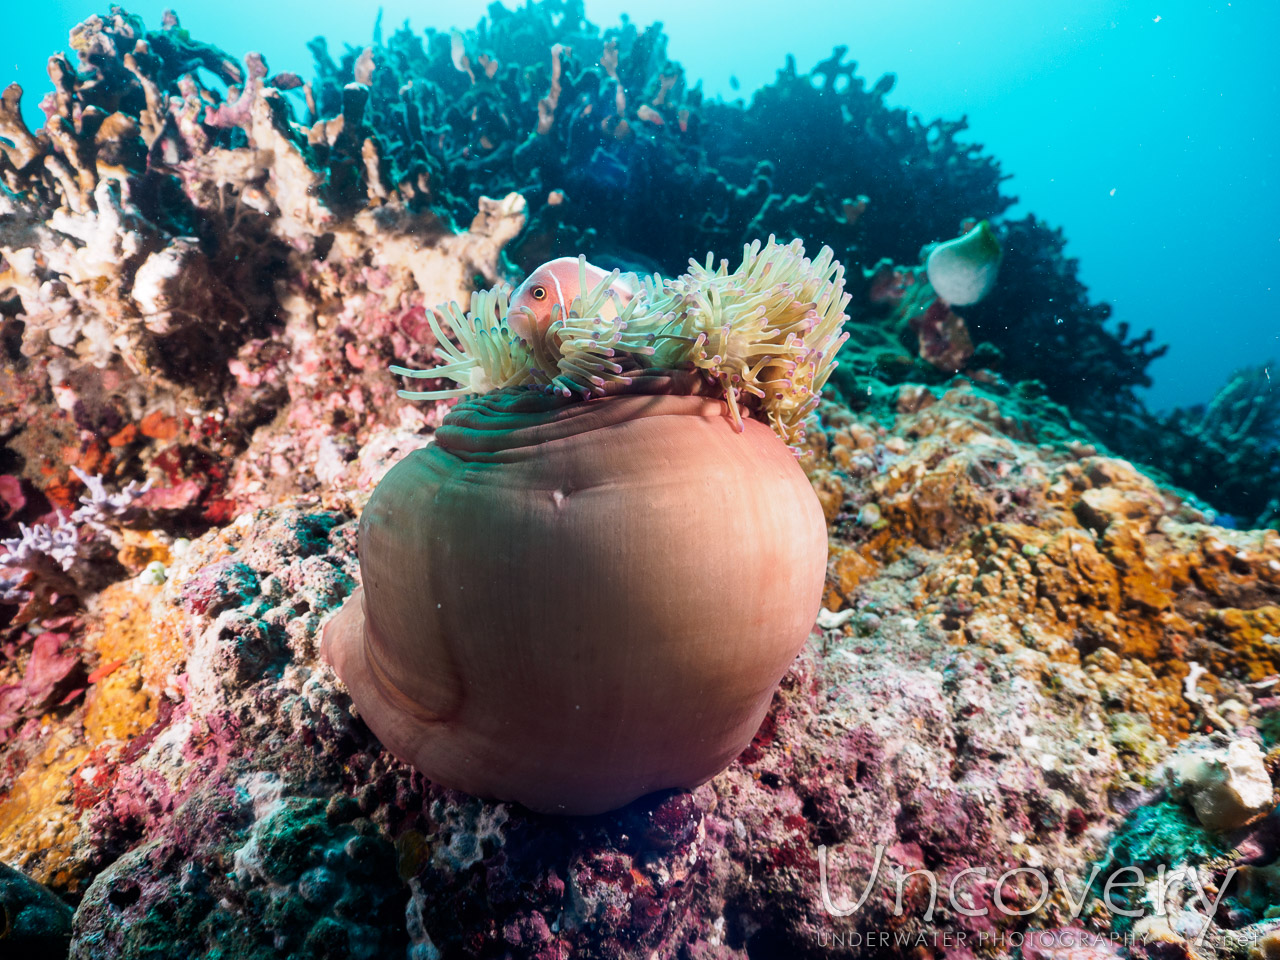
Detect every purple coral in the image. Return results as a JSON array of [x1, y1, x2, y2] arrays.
[[68, 466, 152, 528], [0, 469, 150, 575], [0, 515, 80, 573]]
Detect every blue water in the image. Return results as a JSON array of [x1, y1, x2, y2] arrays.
[[6, 0, 1277, 410]]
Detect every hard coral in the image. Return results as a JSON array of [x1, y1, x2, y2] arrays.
[[1109, 363, 1280, 527], [306, 5, 1162, 460], [962, 216, 1167, 435], [305, 5, 1016, 288], [0, 6, 527, 533]]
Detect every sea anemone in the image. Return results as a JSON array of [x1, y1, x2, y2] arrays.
[[389, 236, 851, 447], [323, 238, 846, 814], [925, 219, 1003, 307]]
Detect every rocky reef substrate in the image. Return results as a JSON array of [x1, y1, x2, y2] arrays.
[[3, 6, 1280, 959]]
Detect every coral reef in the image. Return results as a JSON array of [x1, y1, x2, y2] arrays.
[[298, 4, 1260, 520], [5, 0, 1272, 523], [296, 0, 1149, 398], [392, 239, 850, 443], [1, 4, 1278, 958], [0, 7, 526, 541], [1107, 363, 1280, 527], [959, 216, 1167, 429], [0, 379, 1273, 957]]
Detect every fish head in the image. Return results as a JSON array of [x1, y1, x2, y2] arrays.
[[507, 257, 630, 346]]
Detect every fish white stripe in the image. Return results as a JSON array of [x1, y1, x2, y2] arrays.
[[549, 270, 568, 316]]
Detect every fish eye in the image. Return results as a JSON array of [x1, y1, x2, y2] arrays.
[[532, 286, 548, 301]]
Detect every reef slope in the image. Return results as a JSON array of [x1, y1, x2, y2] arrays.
[[1, 382, 1276, 957], [1, 7, 1279, 960]]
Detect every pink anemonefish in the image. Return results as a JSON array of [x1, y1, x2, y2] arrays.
[[507, 257, 637, 350]]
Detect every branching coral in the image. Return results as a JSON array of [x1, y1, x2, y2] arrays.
[[0, 7, 530, 532], [299, 6, 1181, 490], [305, 8, 1012, 282], [1104, 363, 1280, 526], [69, 466, 152, 530], [961, 215, 1167, 426], [0, 469, 151, 602], [392, 237, 850, 446], [0, 516, 80, 576]]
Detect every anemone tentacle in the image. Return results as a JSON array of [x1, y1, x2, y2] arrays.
[[390, 238, 850, 447]]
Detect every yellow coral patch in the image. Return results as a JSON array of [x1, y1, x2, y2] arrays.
[[0, 727, 88, 888], [0, 580, 186, 892], [82, 580, 182, 745]]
